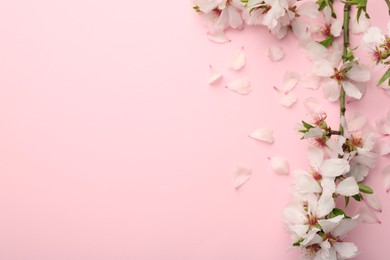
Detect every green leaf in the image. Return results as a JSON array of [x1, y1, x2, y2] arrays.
[[302, 121, 314, 130], [329, 208, 349, 218], [293, 238, 304, 247], [377, 68, 390, 86], [318, 35, 334, 48], [358, 183, 374, 194], [193, 6, 200, 12], [352, 193, 362, 201], [345, 196, 350, 207]]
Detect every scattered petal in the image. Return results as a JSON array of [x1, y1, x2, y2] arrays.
[[304, 97, 322, 113], [249, 128, 274, 144], [228, 47, 246, 71], [365, 193, 382, 212], [381, 164, 390, 193], [208, 65, 222, 85], [226, 79, 252, 95], [282, 71, 300, 93], [279, 92, 297, 107], [358, 205, 381, 224], [300, 74, 320, 89], [268, 44, 284, 62], [347, 112, 367, 132], [269, 157, 289, 175], [208, 32, 231, 43], [233, 165, 252, 189]]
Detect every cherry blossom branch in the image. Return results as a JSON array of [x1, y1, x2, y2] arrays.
[[340, 3, 351, 135], [385, 0, 390, 15]]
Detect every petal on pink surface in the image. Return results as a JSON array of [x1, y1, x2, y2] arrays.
[[233, 165, 252, 189], [208, 65, 222, 85], [268, 44, 284, 62], [228, 46, 245, 71], [281, 71, 300, 93], [365, 193, 382, 212], [304, 97, 322, 113], [279, 92, 297, 108], [226, 79, 252, 95], [207, 32, 231, 43], [249, 128, 274, 144], [300, 74, 320, 89], [375, 141, 390, 156], [269, 157, 289, 175], [347, 112, 367, 132], [381, 164, 390, 192], [358, 205, 381, 224]]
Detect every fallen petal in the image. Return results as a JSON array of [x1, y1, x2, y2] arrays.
[[233, 165, 252, 189], [226, 79, 252, 95], [249, 128, 274, 144], [381, 164, 390, 192], [228, 46, 246, 71], [208, 65, 222, 85], [208, 32, 231, 43], [282, 71, 300, 93], [269, 157, 289, 175], [358, 205, 381, 224], [304, 97, 322, 113], [268, 44, 284, 62], [347, 112, 367, 132], [279, 92, 297, 107], [365, 193, 382, 212]]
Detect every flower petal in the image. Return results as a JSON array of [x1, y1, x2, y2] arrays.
[[268, 44, 284, 62], [351, 12, 370, 34], [318, 215, 344, 234], [343, 81, 362, 100], [347, 112, 367, 132], [312, 59, 334, 77], [279, 92, 297, 108], [336, 176, 359, 196], [233, 165, 252, 189], [320, 158, 350, 177], [305, 42, 328, 61], [303, 127, 323, 139], [269, 157, 289, 175], [334, 242, 359, 259], [207, 32, 231, 43], [358, 205, 381, 224], [322, 80, 340, 102], [317, 193, 336, 218], [249, 127, 274, 144], [304, 97, 322, 113], [298, 2, 319, 19], [308, 147, 324, 170], [346, 64, 371, 82], [330, 20, 343, 37], [365, 193, 382, 212], [208, 65, 222, 85], [228, 46, 246, 71], [300, 74, 320, 89], [226, 79, 252, 95], [381, 164, 390, 193], [282, 71, 300, 93]]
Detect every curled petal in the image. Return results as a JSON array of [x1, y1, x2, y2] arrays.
[[233, 165, 252, 189], [249, 128, 274, 144], [336, 177, 359, 196], [268, 44, 284, 62], [228, 47, 246, 71], [208, 65, 222, 85], [226, 79, 252, 95], [269, 157, 289, 175]]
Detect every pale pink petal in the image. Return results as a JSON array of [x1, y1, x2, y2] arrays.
[[194, 0, 223, 13], [351, 13, 370, 34], [308, 147, 324, 170], [227, 6, 243, 29], [334, 242, 359, 259], [249, 127, 274, 144], [304, 97, 322, 113], [332, 215, 359, 237], [375, 142, 390, 156], [208, 65, 222, 85], [226, 79, 252, 95], [336, 177, 359, 196], [279, 92, 297, 108], [207, 32, 231, 43], [358, 205, 381, 224], [303, 127, 324, 139], [317, 193, 336, 218], [381, 164, 390, 193], [298, 1, 319, 19], [347, 112, 367, 132], [291, 19, 311, 44], [330, 20, 343, 37], [269, 157, 289, 175], [312, 59, 334, 77], [343, 81, 362, 100], [362, 26, 384, 49], [228, 46, 246, 71], [268, 44, 284, 62], [320, 158, 350, 177], [293, 171, 322, 194], [318, 215, 344, 234], [233, 165, 252, 189], [300, 74, 320, 89], [282, 71, 300, 93], [346, 64, 371, 82], [305, 42, 328, 61], [365, 193, 382, 212]]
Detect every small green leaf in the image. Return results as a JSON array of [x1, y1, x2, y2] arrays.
[[377, 68, 390, 86], [293, 238, 304, 247], [358, 183, 374, 194], [345, 196, 350, 207], [318, 35, 334, 48], [352, 193, 362, 201], [302, 121, 314, 130], [329, 208, 349, 218]]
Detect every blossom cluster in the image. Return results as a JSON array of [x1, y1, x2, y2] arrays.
[[193, 0, 389, 259]]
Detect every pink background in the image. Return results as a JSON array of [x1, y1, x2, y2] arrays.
[[0, 1, 389, 259]]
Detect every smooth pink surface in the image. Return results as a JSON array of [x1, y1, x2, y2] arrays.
[[0, 1, 389, 259]]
